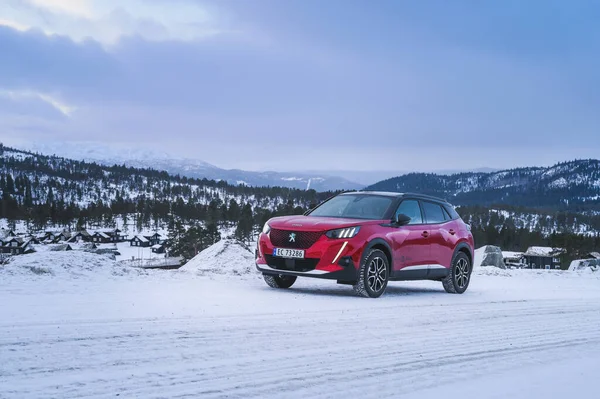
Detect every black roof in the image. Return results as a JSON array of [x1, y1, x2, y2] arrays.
[[342, 191, 449, 204]]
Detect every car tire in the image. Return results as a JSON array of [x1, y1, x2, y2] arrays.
[[353, 249, 389, 298], [263, 273, 297, 289], [442, 252, 472, 294]]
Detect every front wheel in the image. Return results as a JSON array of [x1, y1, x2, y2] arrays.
[[353, 249, 389, 298], [263, 273, 297, 289], [442, 252, 472, 294]]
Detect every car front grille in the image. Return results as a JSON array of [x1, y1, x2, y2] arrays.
[[269, 229, 323, 249], [264, 255, 319, 272]]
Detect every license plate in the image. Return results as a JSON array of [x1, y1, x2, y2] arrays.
[[273, 248, 305, 259]]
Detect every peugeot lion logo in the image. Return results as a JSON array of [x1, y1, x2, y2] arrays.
[[289, 233, 296, 243]]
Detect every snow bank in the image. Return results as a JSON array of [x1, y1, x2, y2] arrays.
[[569, 259, 600, 272], [182, 239, 257, 276], [0, 251, 146, 278]]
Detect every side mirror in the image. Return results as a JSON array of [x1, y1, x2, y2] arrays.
[[394, 213, 411, 226]]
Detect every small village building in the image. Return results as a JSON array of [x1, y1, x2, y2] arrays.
[[86, 229, 123, 243], [148, 233, 162, 246], [0, 237, 31, 255], [130, 235, 150, 247], [0, 229, 17, 238], [41, 231, 59, 243], [55, 231, 72, 242], [502, 251, 526, 268], [151, 244, 166, 254], [116, 229, 128, 242], [24, 235, 41, 245], [523, 247, 566, 270], [92, 231, 113, 244], [67, 230, 92, 243]]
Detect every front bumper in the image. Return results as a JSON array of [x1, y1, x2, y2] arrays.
[[256, 258, 357, 281], [255, 232, 361, 281]]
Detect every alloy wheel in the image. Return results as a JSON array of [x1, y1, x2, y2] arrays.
[[455, 258, 470, 289], [367, 256, 387, 293]]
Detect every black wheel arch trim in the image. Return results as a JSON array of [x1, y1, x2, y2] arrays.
[[362, 238, 393, 271], [453, 242, 473, 265]]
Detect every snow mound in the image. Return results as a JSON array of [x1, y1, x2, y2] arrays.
[[569, 259, 600, 272], [0, 251, 146, 278], [474, 246, 506, 269], [183, 239, 257, 276]]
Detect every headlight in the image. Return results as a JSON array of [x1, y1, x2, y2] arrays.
[[262, 222, 271, 234], [326, 226, 360, 239]]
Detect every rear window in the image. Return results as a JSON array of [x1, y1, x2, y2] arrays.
[[421, 201, 446, 224]]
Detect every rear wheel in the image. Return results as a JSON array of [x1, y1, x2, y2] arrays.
[[263, 273, 297, 289], [442, 252, 471, 294], [353, 249, 389, 298]]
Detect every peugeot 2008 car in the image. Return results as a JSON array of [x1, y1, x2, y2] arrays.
[[255, 191, 474, 298]]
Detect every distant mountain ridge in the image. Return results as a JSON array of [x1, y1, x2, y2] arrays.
[[23, 142, 362, 191], [366, 159, 600, 211]]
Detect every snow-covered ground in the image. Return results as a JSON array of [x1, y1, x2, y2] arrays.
[[2, 249, 600, 398], [114, 241, 163, 262]]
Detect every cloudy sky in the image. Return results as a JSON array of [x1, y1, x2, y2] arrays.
[[1, 0, 599, 173]]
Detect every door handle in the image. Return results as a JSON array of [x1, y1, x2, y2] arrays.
[[449, 229, 456, 235], [421, 231, 429, 238]]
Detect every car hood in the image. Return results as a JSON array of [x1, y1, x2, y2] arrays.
[[268, 216, 382, 231]]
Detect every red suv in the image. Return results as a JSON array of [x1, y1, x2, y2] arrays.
[[256, 191, 474, 298]]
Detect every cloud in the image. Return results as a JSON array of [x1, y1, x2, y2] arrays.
[[28, 0, 94, 18], [0, 0, 232, 46], [0, 18, 30, 31], [0, 89, 73, 119], [1, 1, 599, 172]]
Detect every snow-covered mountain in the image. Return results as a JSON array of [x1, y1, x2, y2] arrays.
[[24, 142, 362, 191], [366, 159, 600, 210]]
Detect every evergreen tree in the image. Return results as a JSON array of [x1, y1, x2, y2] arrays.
[[203, 223, 221, 247], [6, 174, 15, 193], [227, 199, 240, 224], [122, 213, 129, 233], [24, 183, 33, 208], [235, 204, 254, 243]]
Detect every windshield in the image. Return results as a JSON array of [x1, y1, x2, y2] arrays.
[[308, 194, 393, 220]]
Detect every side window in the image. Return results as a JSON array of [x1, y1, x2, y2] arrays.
[[442, 207, 451, 221], [422, 201, 446, 224], [444, 204, 461, 220], [395, 200, 423, 225]]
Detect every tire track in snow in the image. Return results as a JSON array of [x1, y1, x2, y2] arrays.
[[2, 298, 600, 398]]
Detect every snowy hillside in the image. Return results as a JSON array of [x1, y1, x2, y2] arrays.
[[0, 145, 335, 235], [24, 142, 362, 191], [366, 159, 600, 210], [0, 145, 307, 209], [463, 207, 600, 236]]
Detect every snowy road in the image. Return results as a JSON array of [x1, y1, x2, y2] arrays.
[[1, 270, 600, 398]]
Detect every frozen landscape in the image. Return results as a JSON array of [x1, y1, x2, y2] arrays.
[[3, 1, 600, 398], [1, 244, 600, 399]]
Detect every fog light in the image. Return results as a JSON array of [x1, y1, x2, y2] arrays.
[[338, 256, 353, 267]]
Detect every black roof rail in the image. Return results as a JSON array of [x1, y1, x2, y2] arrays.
[[343, 190, 451, 204], [401, 192, 449, 203]]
